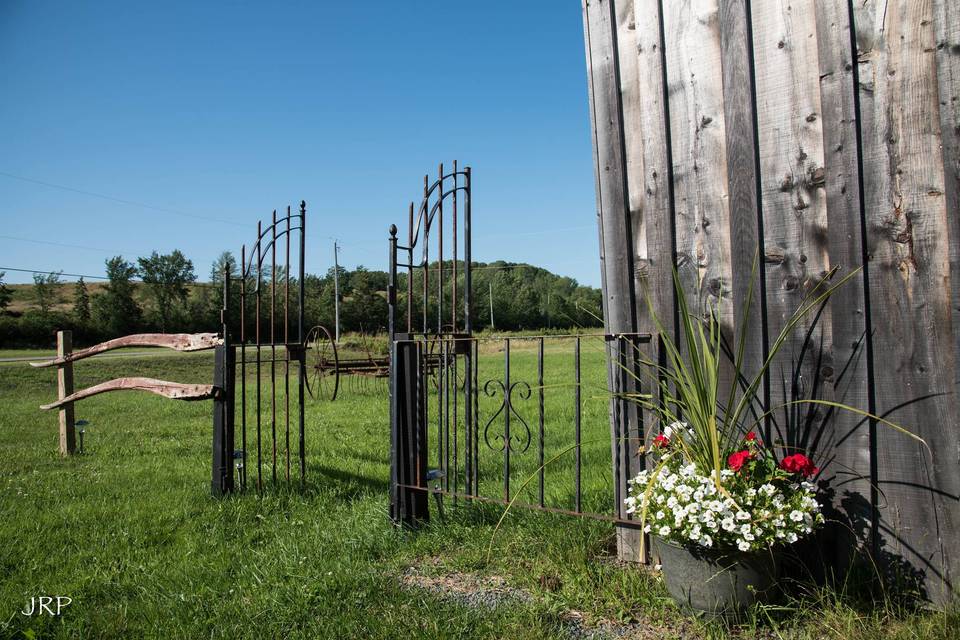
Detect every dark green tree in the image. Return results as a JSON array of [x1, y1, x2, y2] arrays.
[[0, 272, 11, 313], [138, 250, 196, 332], [93, 257, 141, 336], [32, 271, 63, 315], [73, 277, 91, 323]]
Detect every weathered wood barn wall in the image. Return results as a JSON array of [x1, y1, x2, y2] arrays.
[[582, 0, 959, 604]]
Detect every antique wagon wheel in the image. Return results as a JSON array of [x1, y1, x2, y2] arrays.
[[304, 325, 339, 402]]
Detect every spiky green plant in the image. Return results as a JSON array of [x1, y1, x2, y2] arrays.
[[625, 260, 925, 554]]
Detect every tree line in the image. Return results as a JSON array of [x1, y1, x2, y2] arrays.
[[0, 252, 602, 348]]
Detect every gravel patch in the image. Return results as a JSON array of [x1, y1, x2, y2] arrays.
[[400, 565, 534, 610], [399, 558, 700, 639]]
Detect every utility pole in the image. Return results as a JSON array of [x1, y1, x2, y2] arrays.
[[333, 240, 341, 343], [488, 281, 494, 329]]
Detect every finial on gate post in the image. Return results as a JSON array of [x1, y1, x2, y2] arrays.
[[389, 224, 397, 238], [300, 200, 306, 215]]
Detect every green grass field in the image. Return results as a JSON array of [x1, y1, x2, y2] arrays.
[[0, 343, 957, 639]]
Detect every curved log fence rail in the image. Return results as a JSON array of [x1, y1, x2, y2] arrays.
[[35, 331, 223, 457], [33, 201, 307, 497]]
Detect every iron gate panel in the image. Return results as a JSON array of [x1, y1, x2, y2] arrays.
[[387, 162, 653, 529], [213, 201, 308, 494]]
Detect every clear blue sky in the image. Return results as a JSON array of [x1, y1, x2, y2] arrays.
[[0, 1, 600, 287]]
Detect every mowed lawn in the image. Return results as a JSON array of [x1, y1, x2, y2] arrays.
[[0, 343, 957, 639]]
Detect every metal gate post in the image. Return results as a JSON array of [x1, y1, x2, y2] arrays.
[[388, 223, 429, 525], [211, 344, 236, 495], [212, 266, 236, 496]]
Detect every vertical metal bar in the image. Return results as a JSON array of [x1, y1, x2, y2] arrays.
[[211, 344, 228, 495], [284, 207, 291, 483], [621, 337, 631, 491], [614, 336, 625, 512], [443, 338, 450, 492], [270, 210, 277, 485], [416, 339, 424, 489], [388, 224, 399, 518], [407, 203, 414, 333], [503, 337, 511, 502], [223, 265, 234, 491], [464, 166, 472, 334], [538, 337, 545, 507], [256, 222, 263, 491], [633, 336, 645, 473], [464, 338, 473, 496], [240, 245, 247, 490], [298, 201, 306, 486], [473, 337, 479, 493], [422, 175, 429, 335], [452, 160, 458, 332], [575, 336, 582, 513], [436, 339, 443, 475], [453, 338, 458, 501], [437, 162, 443, 335]]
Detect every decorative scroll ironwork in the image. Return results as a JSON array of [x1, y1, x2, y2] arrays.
[[482, 379, 532, 453]]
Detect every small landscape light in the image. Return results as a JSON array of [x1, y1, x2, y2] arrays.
[[75, 419, 90, 454]]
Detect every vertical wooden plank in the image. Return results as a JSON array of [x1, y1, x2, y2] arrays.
[[855, 0, 959, 604], [932, 0, 960, 441], [611, 0, 644, 562], [662, 0, 735, 359], [718, 0, 765, 413], [57, 330, 75, 456], [583, 0, 640, 562], [750, 1, 833, 450], [813, 0, 874, 573]]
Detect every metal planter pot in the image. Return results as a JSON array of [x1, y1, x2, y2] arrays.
[[653, 536, 782, 618]]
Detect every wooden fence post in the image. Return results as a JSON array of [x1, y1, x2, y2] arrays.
[[57, 330, 75, 456]]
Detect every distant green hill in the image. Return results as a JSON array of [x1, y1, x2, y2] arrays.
[[0, 261, 602, 348]]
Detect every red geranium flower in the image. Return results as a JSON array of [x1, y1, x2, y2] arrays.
[[780, 453, 818, 478], [744, 431, 758, 443], [727, 449, 752, 472], [653, 434, 670, 448]]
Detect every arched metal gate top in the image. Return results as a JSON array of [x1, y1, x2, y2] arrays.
[[389, 161, 472, 339]]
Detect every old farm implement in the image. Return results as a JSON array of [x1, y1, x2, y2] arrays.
[[303, 325, 390, 401], [304, 326, 451, 401]]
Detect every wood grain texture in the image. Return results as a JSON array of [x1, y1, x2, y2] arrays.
[[584, 0, 960, 591], [56, 330, 75, 456], [932, 0, 960, 465], [30, 333, 222, 368], [662, 0, 734, 336], [812, 0, 874, 570], [583, 0, 640, 561], [612, 0, 645, 562], [751, 0, 834, 454], [718, 0, 765, 412], [40, 377, 216, 410], [855, 0, 959, 604]]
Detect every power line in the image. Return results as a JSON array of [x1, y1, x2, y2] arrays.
[[0, 265, 220, 288], [0, 234, 135, 255], [0, 171, 247, 227]]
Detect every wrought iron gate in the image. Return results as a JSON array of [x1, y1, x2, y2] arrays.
[[212, 202, 307, 494], [387, 164, 653, 532]]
